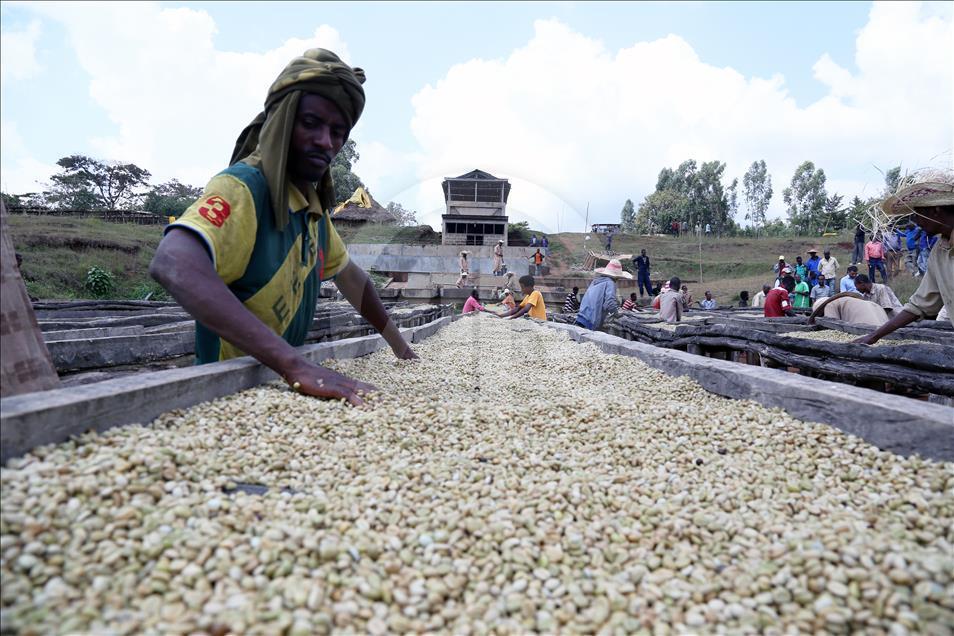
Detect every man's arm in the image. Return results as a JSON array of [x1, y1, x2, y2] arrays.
[[150, 229, 374, 404], [334, 261, 416, 359], [506, 304, 532, 320]]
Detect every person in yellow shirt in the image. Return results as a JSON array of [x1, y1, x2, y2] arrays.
[[149, 49, 415, 406], [495, 275, 547, 320]]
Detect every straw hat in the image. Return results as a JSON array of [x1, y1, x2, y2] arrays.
[[460, 250, 469, 255], [594, 259, 633, 279], [882, 174, 954, 216], [807, 247, 818, 253]]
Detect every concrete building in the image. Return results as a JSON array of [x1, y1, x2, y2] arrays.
[[441, 169, 510, 247]]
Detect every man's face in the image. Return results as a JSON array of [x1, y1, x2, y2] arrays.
[[520, 284, 532, 295], [641, 250, 646, 256], [824, 251, 830, 258], [848, 270, 857, 278], [288, 94, 349, 185], [818, 276, 826, 286], [705, 292, 712, 300], [855, 280, 871, 293]]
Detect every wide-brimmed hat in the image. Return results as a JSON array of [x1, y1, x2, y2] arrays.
[[882, 170, 954, 216], [595, 259, 633, 279], [778, 255, 785, 260], [807, 247, 818, 253], [460, 250, 469, 255], [503, 288, 512, 295], [497, 239, 504, 244]]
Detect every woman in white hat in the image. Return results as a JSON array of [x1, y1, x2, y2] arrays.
[[855, 170, 954, 343], [575, 259, 632, 330], [500, 288, 516, 310]]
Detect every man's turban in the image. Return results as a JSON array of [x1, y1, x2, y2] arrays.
[[231, 49, 366, 228]]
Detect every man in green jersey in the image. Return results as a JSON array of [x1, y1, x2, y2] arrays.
[[151, 50, 415, 405]]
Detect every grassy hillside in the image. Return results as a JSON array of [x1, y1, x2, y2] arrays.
[[7, 215, 166, 300], [546, 231, 923, 306], [6, 214, 924, 305]]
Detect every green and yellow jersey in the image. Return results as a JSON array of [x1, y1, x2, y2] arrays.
[[166, 162, 348, 363]]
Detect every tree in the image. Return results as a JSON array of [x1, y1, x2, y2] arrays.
[[650, 160, 728, 231], [619, 199, 636, 233], [726, 178, 739, 224], [782, 161, 827, 234], [142, 179, 204, 217], [386, 201, 418, 227], [884, 165, 901, 195], [331, 139, 364, 203], [819, 193, 848, 232], [742, 160, 773, 235], [634, 190, 689, 234], [45, 155, 151, 209]]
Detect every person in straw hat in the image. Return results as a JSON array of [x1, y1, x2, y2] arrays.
[[855, 169, 954, 344], [574, 258, 632, 330], [151, 49, 415, 406]]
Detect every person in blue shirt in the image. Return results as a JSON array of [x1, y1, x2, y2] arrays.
[[633, 249, 652, 297], [917, 231, 937, 275], [575, 259, 630, 330], [904, 223, 921, 276], [840, 265, 859, 293], [806, 248, 821, 278], [794, 256, 808, 281]]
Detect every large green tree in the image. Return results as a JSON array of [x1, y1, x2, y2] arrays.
[[644, 159, 729, 231], [619, 199, 636, 232], [331, 139, 365, 203], [742, 160, 773, 234], [782, 161, 828, 233], [142, 179, 204, 216], [44, 155, 151, 210], [634, 190, 689, 234]]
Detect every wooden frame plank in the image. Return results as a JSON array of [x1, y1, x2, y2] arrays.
[[544, 322, 954, 462], [1, 317, 452, 463]]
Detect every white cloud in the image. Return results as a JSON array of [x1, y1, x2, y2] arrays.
[[388, 2, 952, 230], [0, 20, 43, 84], [15, 2, 349, 188]]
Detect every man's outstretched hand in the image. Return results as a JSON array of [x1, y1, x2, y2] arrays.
[[852, 334, 879, 346], [393, 343, 419, 360], [285, 360, 377, 406]]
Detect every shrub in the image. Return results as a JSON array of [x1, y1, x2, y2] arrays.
[[84, 266, 115, 298]]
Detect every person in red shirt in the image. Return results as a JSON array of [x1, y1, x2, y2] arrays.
[[764, 275, 797, 317], [864, 234, 888, 284]]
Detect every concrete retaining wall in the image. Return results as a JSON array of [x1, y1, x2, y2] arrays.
[[347, 243, 538, 275]]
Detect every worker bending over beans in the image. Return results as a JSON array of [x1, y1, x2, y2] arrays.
[[150, 50, 416, 406]]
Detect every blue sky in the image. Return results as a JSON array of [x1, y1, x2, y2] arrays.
[[2, 1, 951, 230]]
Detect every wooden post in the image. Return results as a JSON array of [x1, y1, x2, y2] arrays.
[[0, 201, 60, 396]]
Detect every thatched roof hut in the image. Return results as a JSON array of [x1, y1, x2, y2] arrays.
[[332, 187, 398, 227]]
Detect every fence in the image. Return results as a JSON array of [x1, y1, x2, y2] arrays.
[[6, 207, 168, 225]]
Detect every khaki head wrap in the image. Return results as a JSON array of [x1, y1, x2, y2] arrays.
[[231, 49, 366, 228]]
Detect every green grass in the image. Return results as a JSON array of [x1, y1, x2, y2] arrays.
[[8, 215, 164, 300]]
